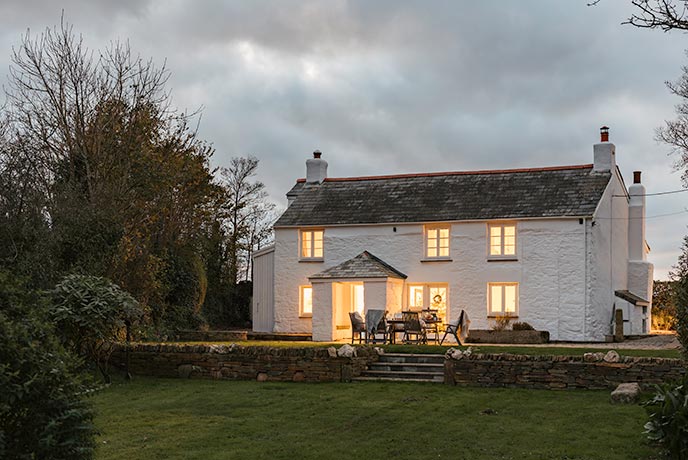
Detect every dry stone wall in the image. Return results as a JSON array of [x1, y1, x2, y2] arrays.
[[111, 343, 378, 383], [445, 352, 685, 390]]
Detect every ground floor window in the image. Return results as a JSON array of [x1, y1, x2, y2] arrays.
[[299, 285, 313, 317], [406, 283, 448, 322], [488, 282, 518, 316]]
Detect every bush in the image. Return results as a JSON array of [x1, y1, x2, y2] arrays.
[[512, 322, 535, 331], [0, 271, 95, 459], [644, 374, 688, 459], [51, 274, 144, 382], [491, 315, 512, 331]]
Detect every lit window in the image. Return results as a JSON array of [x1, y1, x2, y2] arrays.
[[488, 283, 518, 316], [426, 225, 450, 258], [488, 223, 516, 257], [300, 285, 313, 317], [407, 284, 449, 322], [301, 229, 324, 259]]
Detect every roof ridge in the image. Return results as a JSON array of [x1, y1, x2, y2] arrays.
[[295, 163, 593, 183]]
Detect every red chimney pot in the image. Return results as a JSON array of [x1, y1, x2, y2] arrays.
[[600, 126, 610, 142], [633, 171, 641, 184], [313, 150, 322, 159]]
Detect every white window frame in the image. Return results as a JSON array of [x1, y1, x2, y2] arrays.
[[424, 224, 451, 260], [299, 285, 313, 317], [299, 229, 324, 260], [487, 282, 519, 317], [487, 222, 517, 259]]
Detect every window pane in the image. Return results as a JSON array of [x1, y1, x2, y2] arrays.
[[302, 287, 313, 314], [313, 246, 323, 258], [490, 285, 502, 313], [490, 242, 502, 255], [490, 226, 501, 238], [503, 244, 515, 256], [439, 228, 449, 238], [439, 247, 449, 257], [504, 285, 516, 312], [314, 231, 323, 242], [410, 286, 424, 308], [504, 225, 515, 237], [427, 246, 437, 258], [302, 232, 312, 257], [428, 229, 437, 239]]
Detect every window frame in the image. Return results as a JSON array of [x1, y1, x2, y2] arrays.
[[299, 229, 324, 261], [406, 283, 449, 322], [487, 282, 519, 317], [299, 285, 313, 318], [487, 222, 517, 259], [423, 224, 451, 260]]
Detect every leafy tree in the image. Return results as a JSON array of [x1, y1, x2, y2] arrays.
[[653, 280, 678, 330], [1, 20, 223, 331], [0, 271, 95, 459], [671, 236, 688, 360], [51, 274, 145, 382]]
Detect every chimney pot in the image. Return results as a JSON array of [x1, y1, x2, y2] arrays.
[[313, 150, 322, 159], [633, 171, 642, 184], [600, 126, 609, 143]]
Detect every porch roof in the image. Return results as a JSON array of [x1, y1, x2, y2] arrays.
[[614, 290, 650, 307], [308, 251, 407, 280]]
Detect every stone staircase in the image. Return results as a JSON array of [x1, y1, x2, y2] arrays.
[[354, 353, 445, 383]]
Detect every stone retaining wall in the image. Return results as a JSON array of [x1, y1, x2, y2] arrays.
[[111, 344, 378, 383], [174, 330, 248, 341], [465, 330, 550, 344], [445, 353, 685, 390]]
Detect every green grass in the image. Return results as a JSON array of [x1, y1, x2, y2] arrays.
[[148, 340, 681, 359], [93, 377, 659, 460]]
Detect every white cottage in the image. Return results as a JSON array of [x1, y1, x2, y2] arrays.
[[253, 128, 653, 342]]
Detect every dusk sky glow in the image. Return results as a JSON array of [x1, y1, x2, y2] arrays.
[[1, 0, 687, 278]]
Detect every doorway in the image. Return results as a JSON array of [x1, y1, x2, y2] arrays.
[[332, 282, 365, 340]]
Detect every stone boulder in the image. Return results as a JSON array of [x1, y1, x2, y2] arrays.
[[177, 364, 201, 378], [583, 352, 605, 362], [337, 344, 357, 358], [603, 350, 620, 363], [610, 383, 641, 404], [327, 346, 338, 358]]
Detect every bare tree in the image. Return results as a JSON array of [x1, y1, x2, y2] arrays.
[[220, 156, 273, 284], [625, 0, 688, 31]]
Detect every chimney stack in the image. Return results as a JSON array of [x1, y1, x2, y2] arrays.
[[628, 170, 646, 261], [593, 125, 615, 172], [306, 150, 328, 184]]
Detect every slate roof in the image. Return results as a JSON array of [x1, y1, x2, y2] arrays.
[[309, 251, 407, 280], [274, 164, 612, 227]]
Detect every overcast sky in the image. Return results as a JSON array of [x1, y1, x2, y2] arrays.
[[1, 1, 687, 279]]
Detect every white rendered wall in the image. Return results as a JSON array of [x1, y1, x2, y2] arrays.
[[273, 216, 594, 341], [588, 170, 630, 339]]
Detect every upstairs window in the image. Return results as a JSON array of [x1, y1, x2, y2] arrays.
[[425, 225, 450, 258], [488, 282, 518, 316], [488, 223, 516, 257], [300, 229, 324, 259]]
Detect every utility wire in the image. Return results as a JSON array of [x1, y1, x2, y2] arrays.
[[593, 208, 688, 220], [613, 188, 688, 197]]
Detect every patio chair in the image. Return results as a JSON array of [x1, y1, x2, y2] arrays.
[[402, 311, 427, 344], [440, 310, 465, 345], [365, 309, 388, 344], [349, 311, 367, 344]]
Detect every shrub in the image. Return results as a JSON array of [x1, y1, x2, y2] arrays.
[[51, 274, 144, 382], [512, 321, 535, 331], [644, 374, 688, 459], [0, 271, 95, 459], [491, 315, 512, 331]]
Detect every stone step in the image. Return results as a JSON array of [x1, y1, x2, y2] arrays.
[[377, 353, 445, 364], [369, 362, 444, 373], [357, 369, 444, 383], [352, 376, 443, 384]]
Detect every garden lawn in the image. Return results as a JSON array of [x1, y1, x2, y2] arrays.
[[93, 377, 659, 460]]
